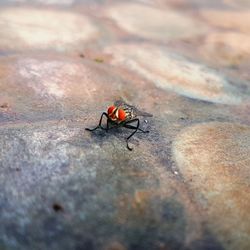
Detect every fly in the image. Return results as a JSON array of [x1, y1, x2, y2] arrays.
[[85, 100, 152, 150]]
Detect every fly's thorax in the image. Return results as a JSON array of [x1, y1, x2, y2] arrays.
[[122, 106, 136, 120]]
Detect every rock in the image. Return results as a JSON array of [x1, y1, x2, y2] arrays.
[[0, 54, 210, 250], [0, 119, 204, 250], [105, 43, 244, 104], [105, 3, 208, 40], [0, 7, 98, 51], [173, 122, 250, 250], [4, 0, 75, 4], [224, 0, 250, 8], [0, 54, 131, 122], [0, 1, 249, 249], [103, 241, 127, 250], [201, 10, 250, 33], [200, 32, 250, 66]]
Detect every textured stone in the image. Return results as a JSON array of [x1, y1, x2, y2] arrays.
[[201, 10, 250, 33], [224, 0, 250, 8], [106, 3, 207, 40], [105, 44, 244, 104], [4, 0, 75, 4], [0, 53, 215, 250], [0, 1, 250, 250], [0, 120, 204, 250], [0, 8, 98, 51], [173, 122, 250, 250], [0, 54, 131, 122], [200, 32, 250, 65], [103, 241, 127, 250]]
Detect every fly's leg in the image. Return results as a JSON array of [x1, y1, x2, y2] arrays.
[[106, 116, 111, 132], [123, 118, 140, 151], [123, 124, 149, 133], [85, 112, 109, 131]]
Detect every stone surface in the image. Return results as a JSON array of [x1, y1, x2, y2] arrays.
[[0, 118, 204, 250], [0, 1, 250, 250], [200, 32, 250, 66], [105, 3, 208, 41], [0, 7, 98, 51], [173, 122, 250, 250], [105, 43, 245, 104], [3, 0, 75, 4], [201, 10, 250, 33], [224, 0, 250, 8], [0, 54, 131, 123]]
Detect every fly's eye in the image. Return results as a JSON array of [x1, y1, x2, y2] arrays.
[[107, 105, 116, 116], [118, 109, 126, 121]]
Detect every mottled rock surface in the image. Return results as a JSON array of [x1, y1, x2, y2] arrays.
[[105, 3, 208, 41], [200, 32, 250, 66], [0, 8, 98, 51], [105, 43, 245, 104], [0, 1, 250, 250], [173, 122, 250, 250]]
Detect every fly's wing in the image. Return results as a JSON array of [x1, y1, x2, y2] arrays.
[[114, 100, 153, 117], [134, 109, 153, 117], [114, 100, 125, 107]]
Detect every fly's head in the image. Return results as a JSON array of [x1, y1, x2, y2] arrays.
[[107, 105, 127, 123]]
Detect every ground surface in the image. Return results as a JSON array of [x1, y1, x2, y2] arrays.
[[0, 0, 250, 250]]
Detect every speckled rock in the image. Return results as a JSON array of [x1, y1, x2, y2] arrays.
[[0, 119, 209, 250], [0, 50, 229, 250], [105, 44, 244, 104], [105, 3, 208, 41], [173, 122, 250, 250], [0, 7, 98, 51]]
